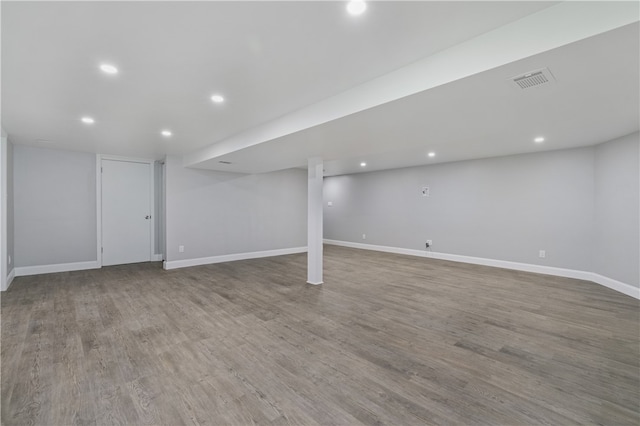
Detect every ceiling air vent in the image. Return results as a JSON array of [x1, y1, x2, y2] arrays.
[[511, 68, 555, 90]]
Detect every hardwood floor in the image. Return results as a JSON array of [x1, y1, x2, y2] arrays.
[[2, 245, 639, 425]]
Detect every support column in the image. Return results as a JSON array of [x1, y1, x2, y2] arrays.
[[307, 157, 323, 285]]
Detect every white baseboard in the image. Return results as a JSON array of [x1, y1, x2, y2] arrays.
[[589, 273, 640, 299], [1, 268, 16, 291], [14, 260, 100, 277], [163, 247, 307, 270], [152, 254, 163, 261], [6, 268, 15, 289], [324, 239, 639, 300]]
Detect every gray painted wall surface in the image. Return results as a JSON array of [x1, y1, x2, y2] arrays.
[[165, 156, 307, 261], [594, 132, 639, 287], [7, 140, 14, 272], [324, 147, 596, 272], [14, 145, 96, 267]]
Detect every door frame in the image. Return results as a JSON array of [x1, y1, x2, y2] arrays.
[[0, 135, 7, 290], [96, 154, 155, 268]]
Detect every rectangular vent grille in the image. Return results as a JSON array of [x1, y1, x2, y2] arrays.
[[511, 68, 555, 90], [514, 72, 547, 88]]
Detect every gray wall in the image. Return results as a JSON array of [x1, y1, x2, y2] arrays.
[[7, 140, 14, 272], [164, 155, 306, 261], [14, 145, 97, 267], [325, 147, 596, 272], [594, 132, 639, 287]]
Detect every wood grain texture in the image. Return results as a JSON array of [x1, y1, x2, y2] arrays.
[[2, 245, 638, 425]]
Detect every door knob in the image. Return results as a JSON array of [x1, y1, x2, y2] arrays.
[[145, 215, 151, 219]]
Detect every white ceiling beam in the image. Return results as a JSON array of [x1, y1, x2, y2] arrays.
[[184, 1, 639, 170]]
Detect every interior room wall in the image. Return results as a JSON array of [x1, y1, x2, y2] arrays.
[[164, 155, 307, 263], [594, 132, 639, 287], [324, 146, 596, 273], [13, 145, 97, 267]]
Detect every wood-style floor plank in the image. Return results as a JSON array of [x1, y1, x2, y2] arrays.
[[1, 245, 638, 425]]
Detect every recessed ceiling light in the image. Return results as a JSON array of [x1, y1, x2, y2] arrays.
[[81, 116, 95, 124], [347, 0, 367, 16], [161, 130, 172, 137], [360, 162, 367, 167], [428, 152, 436, 158], [99, 63, 118, 74], [211, 94, 225, 103], [534, 136, 545, 143]]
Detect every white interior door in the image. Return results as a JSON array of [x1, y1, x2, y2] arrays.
[[102, 159, 151, 266]]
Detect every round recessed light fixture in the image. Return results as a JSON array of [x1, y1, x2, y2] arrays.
[[347, 0, 367, 16], [428, 152, 436, 158], [360, 162, 367, 167], [534, 136, 545, 143], [211, 94, 225, 103], [99, 63, 118, 74], [161, 130, 172, 137], [81, 116, 95, 124]]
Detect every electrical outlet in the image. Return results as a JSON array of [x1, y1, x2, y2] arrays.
[[426, 240, 432, 248], [8, 255, 11, 265], [539, 250, 546, 258], [362, 234, 366, 240], [179, 245, 185, 253]]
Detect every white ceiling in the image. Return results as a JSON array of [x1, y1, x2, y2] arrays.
[[2, 1, 638, 176], [209, 22, 640, 175]]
